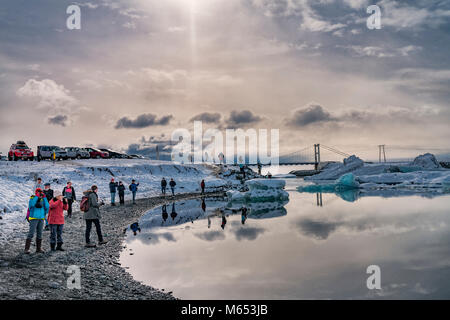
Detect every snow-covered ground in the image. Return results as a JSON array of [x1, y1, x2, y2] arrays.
[[0, 159, 246, 246]]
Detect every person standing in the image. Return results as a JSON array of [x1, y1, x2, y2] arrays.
[[169, 178, 176, 196], [84, 185, 107, 248], [118, 181, 126, 205], [24, 188, 50, 254], [34, 177, 44, 191], [109, 178, 118, 206], [47, 190, 68, 251], [200, 179, 205, 194], [129, 180, 139, 204], [161, 178, 167, 196], [62, 181, 76, 218], [43, 183, 54, 231]]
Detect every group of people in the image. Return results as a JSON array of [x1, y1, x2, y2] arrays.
[[24, 176, 208, 254], [108, 178, 140, 206]]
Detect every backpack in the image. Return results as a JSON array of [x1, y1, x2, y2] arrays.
[[80, 195, 90, 212]]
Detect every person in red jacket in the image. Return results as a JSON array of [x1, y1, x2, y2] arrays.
[[200, 179, 205, 194], [48, 190, 68, 251]]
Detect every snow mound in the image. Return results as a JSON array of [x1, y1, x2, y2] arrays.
[[227, 178, 289, 202], [410, 153, 441, 169]]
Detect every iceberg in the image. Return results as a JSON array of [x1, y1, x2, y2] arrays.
[[227, 178, 289, 202], [299, 173, 359, 191]]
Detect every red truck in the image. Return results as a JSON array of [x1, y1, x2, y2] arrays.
[[8, 141, 34, 161], [85, 147, 109, 159]]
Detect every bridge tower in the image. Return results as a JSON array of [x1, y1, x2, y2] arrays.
[[378, 145, 386, 163], [314, 144, 321, 170]]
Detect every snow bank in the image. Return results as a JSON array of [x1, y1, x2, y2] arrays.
[[227, 178, 289, 202], [0, 159, 247, 246]]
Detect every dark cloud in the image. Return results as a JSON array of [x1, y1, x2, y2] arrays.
[[296, 219, 342, 240], [232, 226, 265, 241], [190, 112, 222, 123], [48, 115, 68, 127], [226, 110, 263, 128], [286, 103, 335, 127], [194, 230, 226, 241], [115, 113, 173, 129]]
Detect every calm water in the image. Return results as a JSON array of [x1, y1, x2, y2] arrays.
[[120, 178, 450, 299]]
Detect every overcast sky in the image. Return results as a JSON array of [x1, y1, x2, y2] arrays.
[[0, 0, 449, 160]]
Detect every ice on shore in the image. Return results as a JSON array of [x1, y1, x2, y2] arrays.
[[227, 178, 289, 202], [304, 153, 450, 191], [298, 173, 359, 194]]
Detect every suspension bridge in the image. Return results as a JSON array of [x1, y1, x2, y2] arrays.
[[256, 144, 450, 169]]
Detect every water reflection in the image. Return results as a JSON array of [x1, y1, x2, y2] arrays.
[[121, 183, 450, 299]]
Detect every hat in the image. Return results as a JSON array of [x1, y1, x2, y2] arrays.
[[44, 183, 51, 187], [54, 190, 62, 197], [111, 178, 115, 181]]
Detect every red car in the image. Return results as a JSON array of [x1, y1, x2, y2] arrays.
[[9, 141, 34, 161], [85, 147, 109, 159]]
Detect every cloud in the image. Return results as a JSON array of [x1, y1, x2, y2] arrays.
[[297, 219, 342, 240], [226, 110, 263, 127], [194, 230, 226, 241], [115, 113, 173, 129], [16, 79, 79, 113], [300, 4, 346, 33], [47, 115, 69, 127], [286, 103, 335, 127], [378, 0, 450, 30], [190, 112, 222, 123], [340, 45, 422, 58], [232, 226, 266, 241]]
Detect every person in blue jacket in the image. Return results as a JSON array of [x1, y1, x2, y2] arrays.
[[109, 178, 118, 206], [129, 180, 139, 204], [25, 188, 50, 254]]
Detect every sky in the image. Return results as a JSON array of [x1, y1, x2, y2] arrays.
[[0, 0, 449, 161]]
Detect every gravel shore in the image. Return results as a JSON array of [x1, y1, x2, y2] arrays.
[[0, 191, 225, 300]]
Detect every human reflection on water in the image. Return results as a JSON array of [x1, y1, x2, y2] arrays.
[[161, 204, 168, 222], [201, 199, 206, 212], [221, 213, 227, 230], [171, 203, 177, 221], [241, 206, 248, 225], [130, 222, 141, 236]]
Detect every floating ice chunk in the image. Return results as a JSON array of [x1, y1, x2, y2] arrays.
[[227, 178, 289, 202], [246, 178, 286, 190], [335, 173, 359, 190]]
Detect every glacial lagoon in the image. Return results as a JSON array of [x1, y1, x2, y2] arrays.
[[120, 178, 450, 299]]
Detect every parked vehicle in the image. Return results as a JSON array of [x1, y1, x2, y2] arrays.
[[129, 154, 145, 159], [85, 147, 109, 159], [64, 147, 90, 159], [99, 148, 127, 159], [37, 146, 68, 161], [8, 141, 34, 161]]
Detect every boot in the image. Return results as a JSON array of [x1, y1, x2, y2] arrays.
[[36, 239, 45, 253], [56, 242, 65, 251], [24, 238, 32, 254], [50, 243, 56, 251]]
